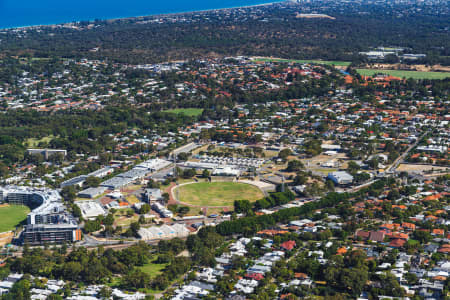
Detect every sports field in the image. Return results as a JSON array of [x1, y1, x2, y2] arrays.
[[163, 108, 204, 117], [0, 205, 30, 232], [356, 69, 450, 80], [253, 57, 351, 66], [175, 182, 264, 207]]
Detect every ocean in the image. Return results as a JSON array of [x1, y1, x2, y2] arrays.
[[0, 0, 283, 29]]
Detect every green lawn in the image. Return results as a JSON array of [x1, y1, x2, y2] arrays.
[[126, 194, 140, 205], [357, 69, 450, 80], [253, 57, 351, 66], [0, 205, 30, 232], [113, 208, 139, 227], [138, 259, 168, 278], [30, 58, 51, 61], [114, 215, 139, 227], [175, 182, 264, 207], [163, 108, 204, 117], [114, 208, 135, 215], [26, 135, 56, 147], [407, 239, 420, 247]]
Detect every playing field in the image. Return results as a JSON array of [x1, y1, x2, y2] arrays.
[[163, 108, 204, 117], [175, 182, 264, 207], [0, 205, 30, 232], [253, 57, 351, 66], [356, 69, 450, 80]]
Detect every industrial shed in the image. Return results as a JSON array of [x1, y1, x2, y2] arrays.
[[78, 187, 108, 199], [327, 171, 354, 185]]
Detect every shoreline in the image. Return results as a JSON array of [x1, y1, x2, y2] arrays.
[[0, 0, 286, 31]]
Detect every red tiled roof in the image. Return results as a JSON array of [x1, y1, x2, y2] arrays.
[[432, 229, 444, 236], [246, 273, 264, 281], [389, 232, 409, 240], [389, 238, 406, 248], [424, 194, 441, 201], [438, 244, 450, 253], [281, 240, 296, 251], [258, 229, 289, 236], [294, 273, 308, 279], [402, 222, 416, 230], [356, 230, 370, 239], [337, 247, 347, 255]]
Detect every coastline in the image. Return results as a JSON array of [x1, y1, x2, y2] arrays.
[[0, 0, 286, 31]]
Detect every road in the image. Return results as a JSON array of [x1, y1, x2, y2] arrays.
[[170, 142, 201, 157], [9, 236, 178, 258], [386, 131, 428, 173], [345, 132, 428, 192], [346, 179, 377, 193], [151, 165, 176, 181], [10, 133, 430, 258]]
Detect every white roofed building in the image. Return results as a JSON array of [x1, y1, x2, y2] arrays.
[[327, 171, 354, 185]]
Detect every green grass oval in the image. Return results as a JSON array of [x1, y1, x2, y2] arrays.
[[0, 205, 30, 232], [175, 182, 264, 207]]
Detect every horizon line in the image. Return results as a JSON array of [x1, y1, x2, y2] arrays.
[[0, 0, 287, 31]]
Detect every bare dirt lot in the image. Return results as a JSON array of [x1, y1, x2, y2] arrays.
[[301, 153, 349, 170], [397, 164, 449, 173]]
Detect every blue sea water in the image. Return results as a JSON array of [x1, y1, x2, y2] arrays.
[[0, 0, 283, 29]]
